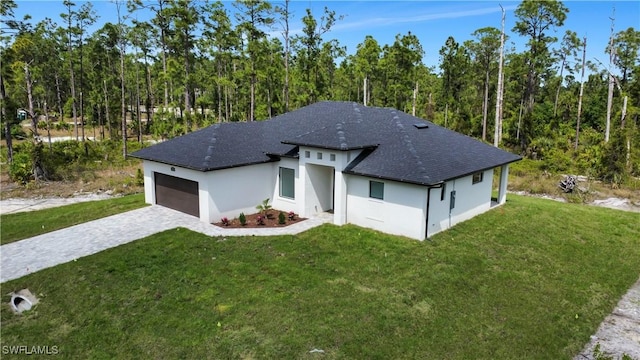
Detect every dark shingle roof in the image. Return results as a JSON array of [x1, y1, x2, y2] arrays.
[[130, 101, 521, 185]]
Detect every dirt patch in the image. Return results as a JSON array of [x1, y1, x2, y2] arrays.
[[0, 166, 142, 200], [591, 197, 640, 213], [213, 209, 306, 228]]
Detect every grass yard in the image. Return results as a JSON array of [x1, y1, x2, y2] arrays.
[[1, 195, 639, 359], [0, 194, 146, 245]]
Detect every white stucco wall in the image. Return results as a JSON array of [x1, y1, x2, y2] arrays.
[[298, 147, 362, 222], [207, 163, 276, 222], [142, 160, 216, 222], [426, 169, 494, 238], [271, 157, 301, 214], [142, 160, 276, 223], [346, 175, 428, 240]]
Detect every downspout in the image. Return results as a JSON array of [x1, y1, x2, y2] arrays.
[[425, 181, 445, 240]]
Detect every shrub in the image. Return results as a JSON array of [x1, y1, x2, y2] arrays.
[[278, 211, 286, 225], [8, 152, 32, 184], [239, 213, 246, 226], [256, 198, 272, 214], [135, 168, 144, 186]]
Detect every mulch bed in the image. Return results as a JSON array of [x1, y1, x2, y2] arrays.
[[213, 209, 306, 228]]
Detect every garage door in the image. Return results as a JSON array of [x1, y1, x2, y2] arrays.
[[154, 172, 200, 217]]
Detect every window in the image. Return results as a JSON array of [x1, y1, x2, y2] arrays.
[[369, 181, 384, 200], [304, 151, 310, 158], [472, 172, 483, 184], [279, 167, 295, 199], [317, 152, 323, 160], [440, 183, 446, 201], [330, 154, 336, 161]]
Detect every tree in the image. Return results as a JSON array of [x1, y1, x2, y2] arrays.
[[494, 5, 506, 147], [113, 0, 128, 158], [466, 27, 501, 141], [292, 6, 341, 106], [354, 35, 381, 106], [234, 0, 273, 121], [74, 2, 98, 143], [552, 30, 581, 118], [61, 0, 80, 140], [167, 0, 199, 126], [275, 0, 291, 112], [129, 19, 155, 138], [513, 0, 568, 147], [575, 37, 587, 150], [379, 32, 423, 112], [0, 0, 21, 164], [201, 0, 238, 122], [439, 36, 469, 130], [612, 27, 640, 85]]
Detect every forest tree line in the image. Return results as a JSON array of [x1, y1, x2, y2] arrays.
[[1, 0, 639, 184]]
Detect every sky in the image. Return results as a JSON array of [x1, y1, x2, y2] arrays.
[[9, 0, 640, 72]]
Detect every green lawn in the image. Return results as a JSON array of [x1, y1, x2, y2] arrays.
[[1, 195, 639, 359], [0, 194, 146, 245]]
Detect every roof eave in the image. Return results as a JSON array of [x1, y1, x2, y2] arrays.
[[439, 156, 523, 183], [134, 156, 278, 172], [342, 169, 437, 187]]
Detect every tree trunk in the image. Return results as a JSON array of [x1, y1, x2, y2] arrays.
[[283, 0, 290, 112], [103, 79, 111, 139], [217, 60, 223, 121], [444, 103, 448, 128], [24, 63, 39, 137], [493, 5, 505, 147], [1, 72, 13, 163], [136, 60, 142, 143], [44, 100, 52, 151], [553, 57, 566, 118], [55, 73, 63, 121], [620, 95, 630, 169], [145, 55, 154, 132], [605, 13, 615, 143], [482, 69, 489, 141], [250, 69, 256, 121], [67, 7, 79, 142], [412, 81, 418, 116], [574, 37, 587, 150], [363, 76, 367, 106], [120, 43, 127, 158], [516, 98, 524, 141], [605, 73, 614, 142], [80, 37, 85, 143]]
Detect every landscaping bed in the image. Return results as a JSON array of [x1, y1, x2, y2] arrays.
[[213, 209, 306, 228]]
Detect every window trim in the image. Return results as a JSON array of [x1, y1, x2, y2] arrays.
[[369, 180, 384, 200], [472, 172, 483, 184], [279, 167, 295, 199]]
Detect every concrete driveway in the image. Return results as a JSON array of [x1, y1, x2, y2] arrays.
[[1, 205, 331, 283]]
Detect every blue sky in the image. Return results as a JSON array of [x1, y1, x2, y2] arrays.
[[11, 0, 640, 72]]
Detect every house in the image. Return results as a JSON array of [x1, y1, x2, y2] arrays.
[[130, 101, 521, 240]]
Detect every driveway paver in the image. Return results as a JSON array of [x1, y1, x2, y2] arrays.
[[1, 205, 332, 283]]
